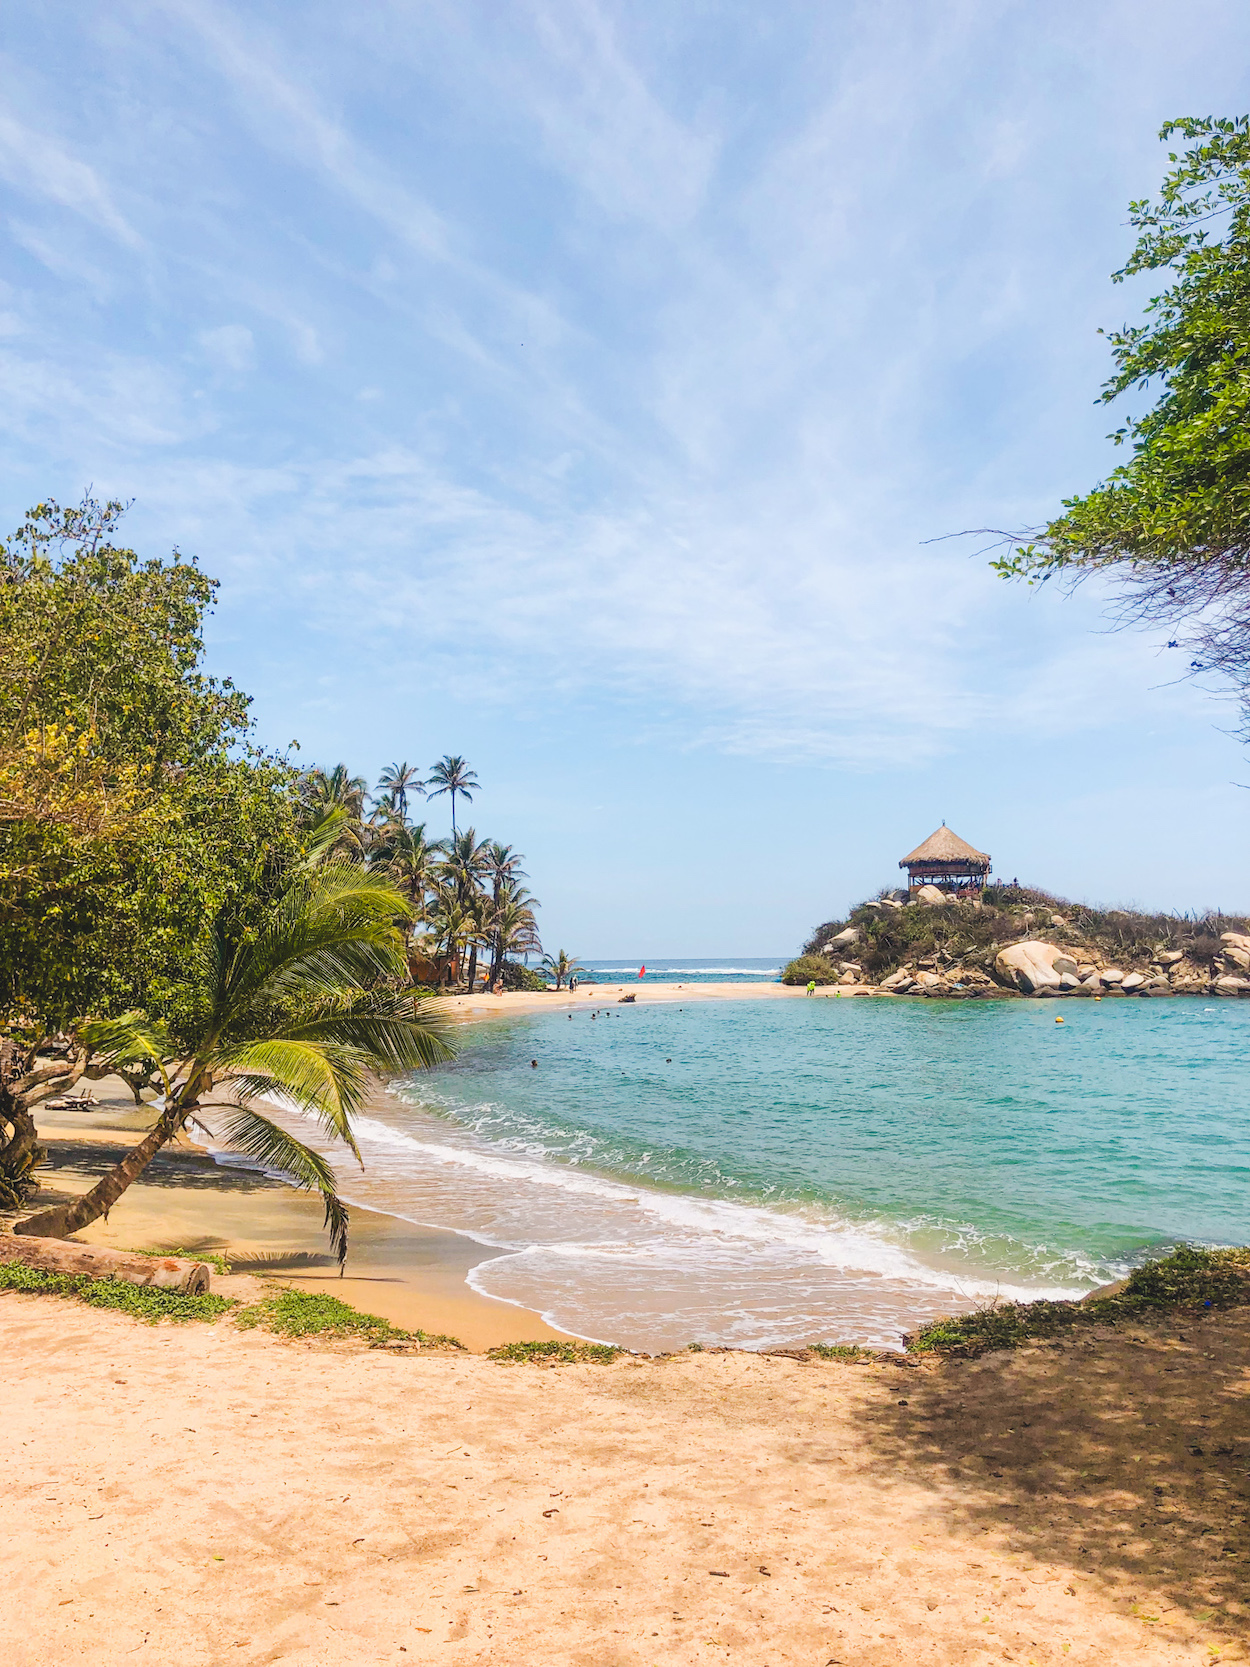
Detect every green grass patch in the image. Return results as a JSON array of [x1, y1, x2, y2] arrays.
[[906, 1245, 1250, 1358], [233, 1287, 462, 1349], [0, 1259, 235, 1324], [808, 1343, 874, 1362], [486, 1338, 622, 1365]]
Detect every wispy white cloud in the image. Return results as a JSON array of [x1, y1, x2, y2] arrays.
[[0, 107, 142, 249]]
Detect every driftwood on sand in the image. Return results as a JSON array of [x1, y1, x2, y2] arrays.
[[1, 1234, 212, 1294]]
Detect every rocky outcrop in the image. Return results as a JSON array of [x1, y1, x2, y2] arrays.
[[994, 941, 1078, 994], [915, 885, 950, 906]]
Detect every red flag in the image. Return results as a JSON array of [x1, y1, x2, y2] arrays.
[[638, 965, 646, 978]]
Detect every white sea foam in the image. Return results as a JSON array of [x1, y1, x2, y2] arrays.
[[204, 1088, 1093, 1350]]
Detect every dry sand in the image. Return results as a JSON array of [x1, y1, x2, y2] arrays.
[[2, 1294, 1246, 1666], [439, 980, 876, 1022]]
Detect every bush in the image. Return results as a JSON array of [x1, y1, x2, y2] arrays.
[[905, 1244, 1250, 1358], [781, 954, 839, 986], [501, 960, 549, 991], [486, 1338, 621, 1364]]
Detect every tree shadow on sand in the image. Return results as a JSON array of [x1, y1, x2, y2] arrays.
[[853, 1310, 1250, 1640]]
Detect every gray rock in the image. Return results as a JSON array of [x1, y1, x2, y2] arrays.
[[1120, 972, 1146, 992]]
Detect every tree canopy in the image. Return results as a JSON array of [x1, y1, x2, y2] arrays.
[[995, 116, 1250, 709], [0, 497, 300, 1030]]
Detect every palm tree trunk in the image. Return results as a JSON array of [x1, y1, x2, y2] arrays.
[[465, 944, 478, 993], [15, 1105, 182, 1239]]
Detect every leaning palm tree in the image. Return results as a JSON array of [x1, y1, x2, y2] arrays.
[[426, 755, 479, 838], [540, 949, 586, 991], [376, 761, 424, 821], [15, 863, 454, 1263]]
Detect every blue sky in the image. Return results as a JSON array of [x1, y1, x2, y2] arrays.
[[3, 1, 1249, 953]]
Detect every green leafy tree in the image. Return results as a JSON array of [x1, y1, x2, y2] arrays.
[[994, 117, 1250, 709], [15, 863, 453, 1260], [0, 497, 301, 1030]]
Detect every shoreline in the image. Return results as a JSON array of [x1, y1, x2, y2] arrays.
[[18, 1085, 569, 1351]]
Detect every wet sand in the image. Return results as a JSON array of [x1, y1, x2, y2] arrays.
[[2, 1294, 1246, 1666], [26, 1083, 565, 1350]]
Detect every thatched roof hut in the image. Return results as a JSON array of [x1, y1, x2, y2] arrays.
[[899, 824, 991, 894]]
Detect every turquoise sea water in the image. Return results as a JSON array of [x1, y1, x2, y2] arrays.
[[266, 996, 1250, 1351]]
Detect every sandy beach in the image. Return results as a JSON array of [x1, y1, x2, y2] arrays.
[[16, 985, 847, 1354], [438, 979, 874, 1023], [26, 1083, 567, 1351], [2, 1291, 1246, 1665]]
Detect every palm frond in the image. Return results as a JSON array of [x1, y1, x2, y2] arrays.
[[215, 1038, 369, 1156], [220, 865, 412, 1018], [81, 1011, 175, 1096], [284, 988, 455, 1072], [209, 1103, 350, 1266]]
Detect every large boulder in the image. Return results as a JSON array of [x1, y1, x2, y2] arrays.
[[994, 940, 1079, 994], [1220, 931, 1250, 952], [1223, 945, 1250, 972], [828, 926, 861, 948], [915, 885, 950, 906], [1120, 972, 1146, 992]]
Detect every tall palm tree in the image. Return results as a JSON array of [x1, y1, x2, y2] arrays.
[[376, 761, 424, 821], [540, 949, 586, 992], [426, 755, 479, 838], [373, 819, 438, 927], [480, 844, 536, 988], [15, 863, 453, 1263], [491, 891, 542, 986]]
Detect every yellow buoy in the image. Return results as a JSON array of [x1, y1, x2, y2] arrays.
[[1055, 1016, 1064, 1024], [1094, 995, 1101, 1001]]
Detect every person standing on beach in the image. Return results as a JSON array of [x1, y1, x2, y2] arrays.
[[806, 979, 816, 996]]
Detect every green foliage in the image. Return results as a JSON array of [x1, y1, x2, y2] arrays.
[[540, 948, 585, 990], [486, 1338, 622, 1364], [906, 1245, 1250, 1357], [0, 496, 302, 1029], [781, 954, 838, 986], [993, 117, 1250, 706], [808, 1342, 874, 1361], [0, 1259, 236, 1323], [232, 1287, 462, 1347], [501, 959, 548, 991]]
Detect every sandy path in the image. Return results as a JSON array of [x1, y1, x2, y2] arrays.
[[2, 1297, 1246, 1666]]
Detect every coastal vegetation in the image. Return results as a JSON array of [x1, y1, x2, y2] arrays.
[[800, 882, 1250, 997], [780, 953, 838, 986], [906, 1244, 1250, 1357], [994, 116, 1250, 725], [0, 496, 542, 1252]]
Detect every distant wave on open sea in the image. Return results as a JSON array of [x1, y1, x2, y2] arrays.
[[230, 994, 1250, 1353], [579, 958, 783, 983]]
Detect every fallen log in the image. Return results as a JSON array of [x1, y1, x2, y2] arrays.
[[0, 1234, 211, 1295]]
